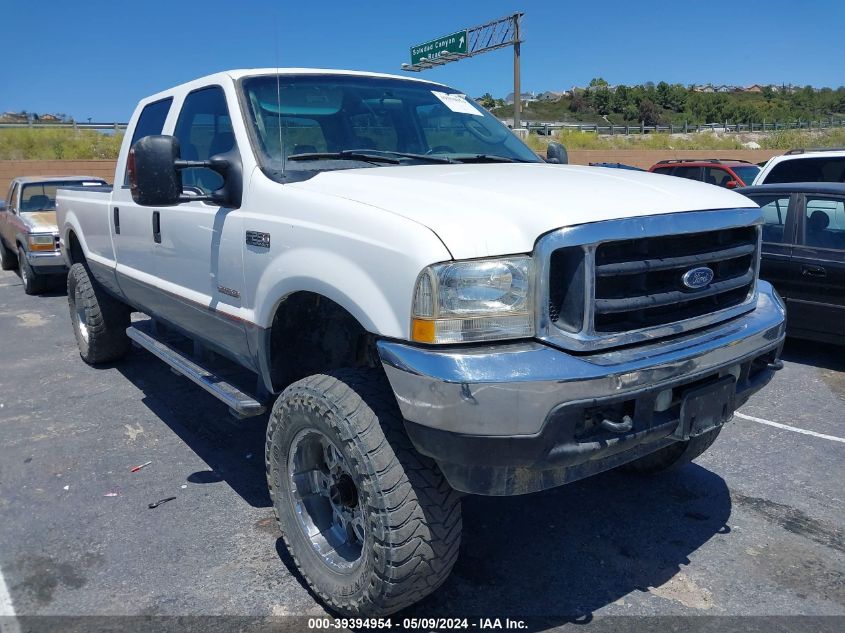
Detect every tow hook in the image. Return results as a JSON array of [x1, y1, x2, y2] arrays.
[[600, 414, 634, 434], [767, 359, 784, 371]]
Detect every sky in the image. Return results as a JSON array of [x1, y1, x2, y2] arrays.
[[2, 0, 844, 121]]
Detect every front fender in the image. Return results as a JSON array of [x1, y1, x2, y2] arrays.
[[253, 247, 406, 337]]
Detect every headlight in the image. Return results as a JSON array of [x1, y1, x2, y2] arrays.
[[411, 256, 534, 344], [27, 234, 56, 252]]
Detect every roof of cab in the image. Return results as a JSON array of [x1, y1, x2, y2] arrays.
[[140, 68, 450, 104]]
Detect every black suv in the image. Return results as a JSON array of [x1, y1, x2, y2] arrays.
[[738, 183, 845, 345]]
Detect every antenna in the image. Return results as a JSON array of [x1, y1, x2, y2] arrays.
[[274, 9, 285, 176]]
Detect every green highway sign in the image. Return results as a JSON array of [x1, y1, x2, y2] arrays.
[[410, 30, 468, 65]]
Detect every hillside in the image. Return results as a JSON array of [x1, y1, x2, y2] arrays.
[[490, 81, 845, 125]]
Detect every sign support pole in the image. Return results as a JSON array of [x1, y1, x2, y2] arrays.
[[513, 16, 521, 130]]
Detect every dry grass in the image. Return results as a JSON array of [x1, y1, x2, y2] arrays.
[[526, 127, 845, 151], [0, 128, 123, 160]]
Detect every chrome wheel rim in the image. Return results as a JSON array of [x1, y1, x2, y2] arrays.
[[74, 286, 89, 344], [287, 428, 365, 572], [20, 261, 28, 286]]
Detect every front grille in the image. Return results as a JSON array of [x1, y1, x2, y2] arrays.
[[540, 210, 762, 351], [592, 226, 757, 332]]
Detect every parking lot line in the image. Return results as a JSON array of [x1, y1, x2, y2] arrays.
[[0, 564, 21, 633], [735, 411, 845, 444]]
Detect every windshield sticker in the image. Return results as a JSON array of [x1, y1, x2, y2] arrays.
[[432, 91, 483, 116]]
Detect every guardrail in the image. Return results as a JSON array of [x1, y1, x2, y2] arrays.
[[518, 119, 845, 136], [0, 122, 127, 131]]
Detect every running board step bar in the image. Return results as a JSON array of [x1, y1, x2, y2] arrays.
[[126, 323, 266, 419]]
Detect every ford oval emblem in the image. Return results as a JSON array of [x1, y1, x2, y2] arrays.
[[682, 266, 714, 289]]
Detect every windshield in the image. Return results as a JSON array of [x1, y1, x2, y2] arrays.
[[19, 180, 105, 212], [241, 74, 540, 177], [731, 165, 760, 184]]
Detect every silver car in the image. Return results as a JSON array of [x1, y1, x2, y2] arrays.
[[0, 176, 107, 294]]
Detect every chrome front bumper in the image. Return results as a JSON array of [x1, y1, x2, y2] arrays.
[[26, 249, 66, 273], [379, 281, 785, 438]]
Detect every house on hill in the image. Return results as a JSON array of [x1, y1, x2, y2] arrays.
[[537, 91, 566, 102], [505, 91, 538, 105], [0, 111, 28, 123]]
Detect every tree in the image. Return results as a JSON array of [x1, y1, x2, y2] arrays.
[[590, 87, 612, 115], [478, 92, 495, 109], [589, 77, 609, 88], [638, 98, 662, 126], [569, 92, 588, 113]]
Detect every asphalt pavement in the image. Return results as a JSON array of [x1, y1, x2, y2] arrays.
[[0, 268, 842, 632]]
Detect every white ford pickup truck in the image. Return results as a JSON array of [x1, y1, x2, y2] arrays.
[[56, 69, 786, 616]]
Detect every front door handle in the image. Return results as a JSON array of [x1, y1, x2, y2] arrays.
[[113, 207, 120, 235], [152, 211, 161, 244], [801, 264, 826, 277]]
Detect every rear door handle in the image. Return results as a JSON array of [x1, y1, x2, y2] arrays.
[[801, 264, 826, 277], [152, 211, 161, 244]]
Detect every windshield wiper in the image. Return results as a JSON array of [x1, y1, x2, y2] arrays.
[[377, 151, 455, 164], [287, 150, 401, 165], [450, 154, 529, 164]]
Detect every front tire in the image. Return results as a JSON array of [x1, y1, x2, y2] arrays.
[[18, 246, 46, 295], [266, 368, 462, 616], [621, 426, 723, 474], [67, 262, 131, 364]]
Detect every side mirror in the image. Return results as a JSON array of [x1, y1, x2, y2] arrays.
[[129, 135, 242, 208], [129, 135, 182, 206], [0, 200, 5, 212], [546, 141, 568, 165], [725, 180, 739, 189]]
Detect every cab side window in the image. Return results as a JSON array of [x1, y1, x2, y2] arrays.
[[804, 196, 845, 250], [752, 195, 792, 243], [174, 86, 235, 195], [704, 167, 729, 187], [124, 98, 173, 185], [672, 166, 701, 180]]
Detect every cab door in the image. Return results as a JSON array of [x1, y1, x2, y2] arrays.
[[152, 85, 250, 367], [111, 97, 174, 308], [788, 193, 845, 342], [0, 182, 19, 247]]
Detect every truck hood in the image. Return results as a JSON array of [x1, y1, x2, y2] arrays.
[[22, 211, 58, 234], [291, 163, 757, 259]]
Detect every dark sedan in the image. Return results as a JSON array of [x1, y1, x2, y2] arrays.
[[738, 183, 845, 345]]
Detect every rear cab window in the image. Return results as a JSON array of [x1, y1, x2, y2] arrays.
[[20, 181, 108, 212], [125, 97, 173, 184]]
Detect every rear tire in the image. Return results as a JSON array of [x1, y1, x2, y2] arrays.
[[67, 262, 131, 364], [621, 426, 723, 474], [18, 246, 46, 295], [266, 368, 462, 616], [0, 239, 16, 271]]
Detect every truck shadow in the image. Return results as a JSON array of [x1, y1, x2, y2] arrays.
[[781, 338, 845, 372], [114, 347, 731, 623], [420, 464, 731, 622], [276, 463, 731, 625], [114, 349, 272, 508]]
